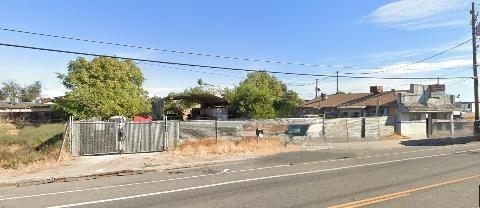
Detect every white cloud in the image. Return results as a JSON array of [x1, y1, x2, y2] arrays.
[[42, 89, 66, 98], [368, 0, 469, 30], [144, 87, 181, 97], [375, 58, 470, 74]]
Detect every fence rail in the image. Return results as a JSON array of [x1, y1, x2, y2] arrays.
[[68, 117, 474, 156]]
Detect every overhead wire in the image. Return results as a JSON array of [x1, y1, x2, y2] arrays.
[[0, 26, 470, 75], [0, 42, 471, 80], [0, 27, 365, 70], [342, 39, 473, 75]]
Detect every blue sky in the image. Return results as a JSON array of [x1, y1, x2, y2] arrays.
[[0, 0, 475, 101]]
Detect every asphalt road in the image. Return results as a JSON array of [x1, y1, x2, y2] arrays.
[[1, 139, 480, 208]]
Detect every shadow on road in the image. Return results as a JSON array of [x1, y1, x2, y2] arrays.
[[400, 136, 479, 147]]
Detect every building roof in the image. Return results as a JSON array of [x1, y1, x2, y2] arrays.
[[300, 91, 398, 109], [402, 103, 461, 112], [0, 102, 53, 110], [337, 106, 367, 109], [167, 93, 228, 107]]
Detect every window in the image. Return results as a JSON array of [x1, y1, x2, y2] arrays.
[[437, 113, 449, 120], [409, 113, 422, 121]]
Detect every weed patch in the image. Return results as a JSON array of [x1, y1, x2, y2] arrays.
[[176, 137, 299, 157], [0, 123, 65, 169]]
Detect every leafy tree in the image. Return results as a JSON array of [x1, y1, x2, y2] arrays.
[[227, 71, 302, 119], [0, 80, 42, 101], [0, 81, 22, 100], [55, 57, 151, 119], [21, 81, 42, 102]]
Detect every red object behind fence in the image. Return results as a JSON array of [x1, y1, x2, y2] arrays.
[[133, 115, 153, 122]]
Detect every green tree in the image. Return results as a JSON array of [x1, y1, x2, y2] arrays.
[[0, 80, 42, 101], [227, 71, 302, 119], [20, 81, 42, 102], [55, 57, 151, 119], [0, 81, 22, 100]]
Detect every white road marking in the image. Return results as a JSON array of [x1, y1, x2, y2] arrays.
[[0, 142, 477, 202], [47, 147, 480, 208]]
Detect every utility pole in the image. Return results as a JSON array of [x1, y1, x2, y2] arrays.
[[471, 1, 479, 121], [315, 79, 319, 98], [336, 70, 339, 94]]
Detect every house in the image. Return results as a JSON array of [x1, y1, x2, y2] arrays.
[[152, 93, 229, 120], [297, 84, 462, 138], [297, 86, 399, 121], [396, 84, 460, 138], [0, 98, 57, 123]]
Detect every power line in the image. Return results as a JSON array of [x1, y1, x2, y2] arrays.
[[0, 26, 469, 75], [392, 67, 472, 88], [0, 41, 473, 80], [0, 27, 364, 70], [138, 62, 246, 79], [141, 62, 311, 87], [446, 78, 471, 86], [342, 39, 473, 75], [140, 61, 321, 88]]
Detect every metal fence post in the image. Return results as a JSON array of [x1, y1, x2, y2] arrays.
[[377, 116, 381, 138], [69, 116, 73, 155], [176, 121, 180, 148], [119, 119, 125, 154], [215, 120, 218, 143], [322, 114, 326, 136], [164, 116, 168, 151]]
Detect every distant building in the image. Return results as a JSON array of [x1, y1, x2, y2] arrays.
[[396, 84, 460, 137], [0, 98, 58, 123], [297, 86, 399, 121], [296, 84, 461, 138], [152, 93, 229, 120], [456, 101, 475, 113]]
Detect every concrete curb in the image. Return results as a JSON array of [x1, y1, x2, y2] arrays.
[[0, 156, 257, 188]]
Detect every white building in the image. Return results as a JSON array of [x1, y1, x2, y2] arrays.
[[396, 84, 460, 138]]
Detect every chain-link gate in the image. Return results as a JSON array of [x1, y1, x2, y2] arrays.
[[123, 122, 165, 153], [70, 121, 167, 156], [71, 121, 120, 156]]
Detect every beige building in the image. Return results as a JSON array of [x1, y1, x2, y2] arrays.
[[396, 84, 460, 138]]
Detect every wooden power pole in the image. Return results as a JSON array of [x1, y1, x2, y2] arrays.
[[336, 71, 339, 94], [471, 1, 479, 121], [315, 79, 319, 98]]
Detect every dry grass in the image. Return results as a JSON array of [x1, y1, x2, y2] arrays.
[[176, 137, 300, 157], [0, 123, 65, 169], [0, 123, 16, 130], [389, 133, 409, 140]]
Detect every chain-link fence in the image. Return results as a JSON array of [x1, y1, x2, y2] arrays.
[[432, 119, 474, 137], [71, 121, 119, 156], [70, 121, 167, 156], [123, 122, 165, 153]]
